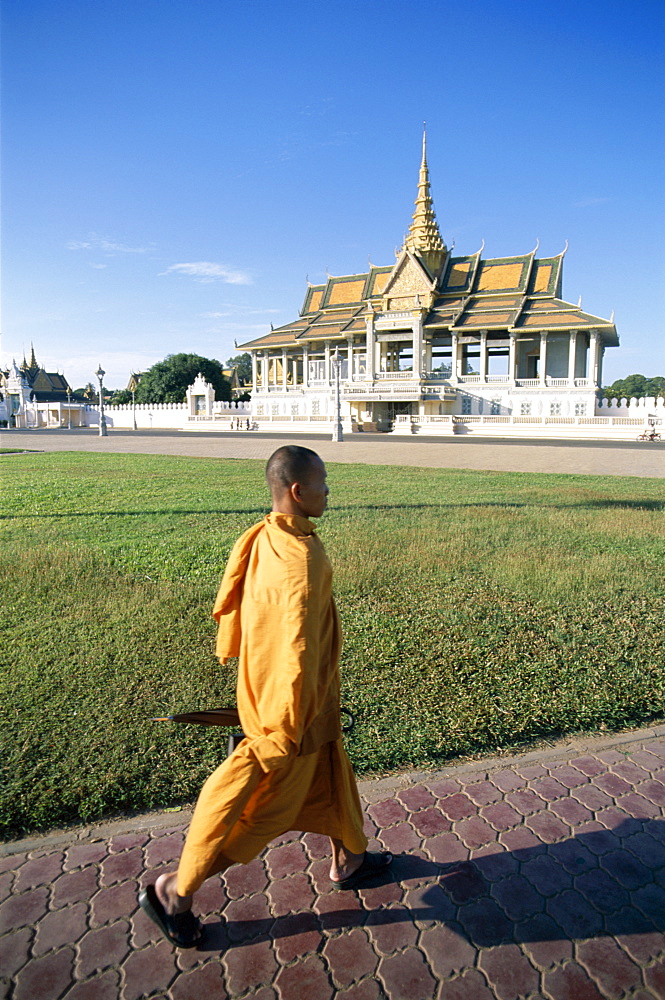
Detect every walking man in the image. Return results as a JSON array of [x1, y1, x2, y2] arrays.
[[139, 445, 391, 947]]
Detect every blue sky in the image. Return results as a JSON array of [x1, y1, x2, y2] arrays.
[[2, 0, 664, 389]]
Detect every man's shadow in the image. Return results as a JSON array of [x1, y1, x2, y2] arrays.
[[196, 816, 664, 953]]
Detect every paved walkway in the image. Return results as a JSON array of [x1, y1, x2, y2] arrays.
[[2, 427, 664, 477], [2, 725, 664, 1000]]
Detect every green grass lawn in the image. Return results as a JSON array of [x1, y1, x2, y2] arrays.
[[1, 451, 664, 837]]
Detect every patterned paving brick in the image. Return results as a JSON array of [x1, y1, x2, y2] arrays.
[[366, 904, 418, 955], [643, 956, 665, 997], [143, 832, 183, 868], [90, 880, 140, 927], [0, 852, 27, 875], [266, 841, 308, 880], [529, 775, 570, 801], [410, 808, 451, 837], [76, 919, 131, 977], [505, 788, 546, 816], [0, 925, 32, 978], [497, 826, 541, 857], [577, 936, 642, 999], [121, 938, 176, 1000], [33, 901, 89, 956], [491, 873, 544, 921], [469, 846, 518, 881], [100, 848, 143, 886], [457, 897, 512, 947], [367, 799, 408, 827], [518, 912, 573, 969], [631, 882, 665, 925], [575, 823, 618, 855], [490, 770, 527, 793], [525, 809, 571, 843], [463, 780, 502, 806], [420, 921, 476, 979], [225, 892, 273, 943], [0, 886, 50, 933], [301, 832, 330, 860], [223, 857, 268, 898], [64, 843, 108, 871], [550, 796, 594, 826], [611, 760, 653, 783], [426, 777, 461, 798], [377, 947, 436, 1000], [267, 871, 313, 916], [522, 854, 572, 897], [439, 967, 496, 999], [548, 765, 588, 788], [635, 777, 665, 805], [169, 962, 227, 1000], [543, 960, 607, 1000], [423, 830, 469, 864], [547, 889, 604, 939], [335, 980, 383, 1000], [569, 755, 608, 776], [13, 946, 75, 1000], [571, 782, 615, 811], [576, 868, 630, 913], [272, 910, 320, 964], [617, 791, 662, 819], [515, 763, 549, 779], [455, 815, 496, 849], [65, 968, 121, 1000], [324, 927, 378, 987], [479, 943, 540, 1000], [593, 771, 634, 796], [274, 953, 331, 1000], [547, 837, 597, 874], [379, 821, 421, 854], [479, 800, 523, 831], [357, 878, 403, 909], [600, 851, 652, 889], [623, 831, 665, 868], [398, 785, 435, 812], [51, 866, 99, 908], [438, 793, 476, 821], [14, 852, 63, 892], [614, 926, 665, 965], [223, 937, 277, 995], [108, 832, 149, 853], [440, 862, 486, 904], [194, 874, 227, 915]]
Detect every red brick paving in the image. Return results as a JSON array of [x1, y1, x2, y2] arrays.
[[1, 728, 664, 999]]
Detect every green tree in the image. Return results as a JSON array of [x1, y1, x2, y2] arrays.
[[109, 389, 133, 405], [226, 352, 252, 385], [134, 354, 231, 404], [602, 374, 665, 400]]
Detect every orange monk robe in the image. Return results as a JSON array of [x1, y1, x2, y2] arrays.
[[176, 512, 367, 896]]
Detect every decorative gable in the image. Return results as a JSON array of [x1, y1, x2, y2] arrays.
[[380, 251, 436, 312]]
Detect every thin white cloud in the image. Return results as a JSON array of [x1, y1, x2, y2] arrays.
[[163, 262, 252, 285], [67, 234, 151, 254]]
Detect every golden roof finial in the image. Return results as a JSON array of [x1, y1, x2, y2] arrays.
[[403, 124, 447, 275]]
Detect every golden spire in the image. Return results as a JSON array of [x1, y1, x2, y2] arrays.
[[403, 125, 447, 277]]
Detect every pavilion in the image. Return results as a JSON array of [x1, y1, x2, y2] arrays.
[[239, 133, 619, 434]]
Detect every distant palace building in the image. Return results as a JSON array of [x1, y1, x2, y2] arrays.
[[239, 133, 619, 433]]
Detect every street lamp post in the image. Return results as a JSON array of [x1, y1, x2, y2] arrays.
[[66, 389, 72, 430], [95, 365, 108, 437], [331, 348, 344, 442]]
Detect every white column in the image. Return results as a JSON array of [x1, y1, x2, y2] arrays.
[[413, 314, 424, 378], [508, 333, 518, 382], [451, 334, 460, 382], [365, 312, 375, 379], [325, 342, 331, 384], [303, 345, 309, 387], [568, 331, 577, 384], [260, 352, 268, 388], [282, 349, 288, 390], [589, 331, 599, 386], [347, 337, 354, 379], [479, 331, 487, 382], [424, 339, 432, 375], [251, 352, 258, 393], [539, 333, 548, 385]]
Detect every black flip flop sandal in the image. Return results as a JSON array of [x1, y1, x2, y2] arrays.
[[331, 851, 393, 890], [138, 884, 203, 948]]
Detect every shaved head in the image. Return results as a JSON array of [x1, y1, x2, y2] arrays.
[[266, 445, 321, 493]]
